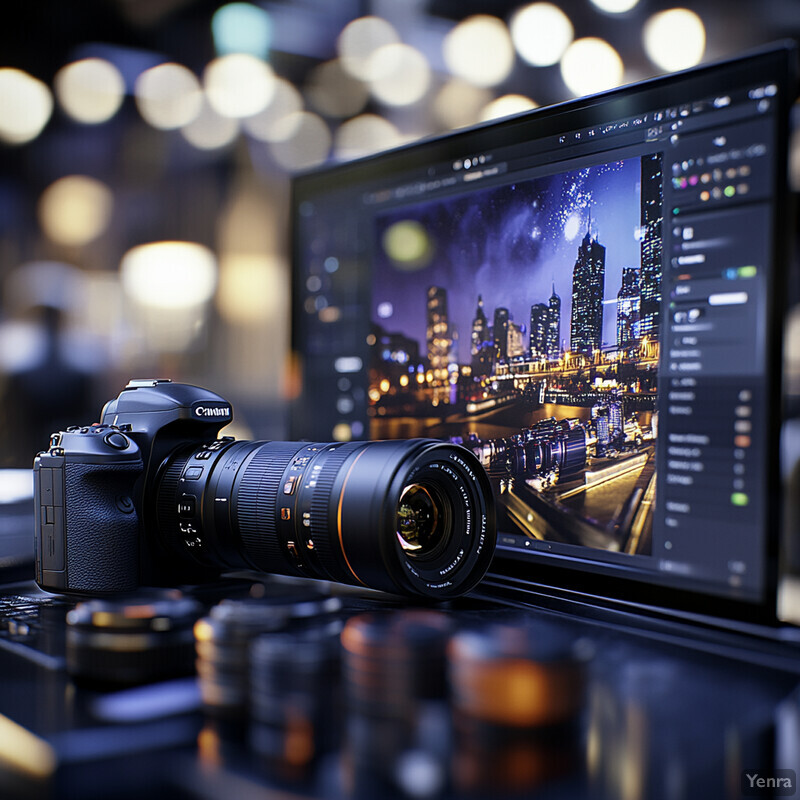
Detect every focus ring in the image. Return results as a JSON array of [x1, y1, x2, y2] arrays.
[[308, 444, 362, 583], [235, 443, 303, 571]]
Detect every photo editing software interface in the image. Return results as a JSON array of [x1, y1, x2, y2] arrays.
[[292, 49, 794, 610]]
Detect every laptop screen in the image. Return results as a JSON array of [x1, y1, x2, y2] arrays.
[[290, 44, 797, 621]]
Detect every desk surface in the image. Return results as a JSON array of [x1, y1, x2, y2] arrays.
[[0, 576, 797, 800]]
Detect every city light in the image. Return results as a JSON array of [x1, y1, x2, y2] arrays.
[[0, 68, 53, 144], [332, 423, 353, 442], [38, 175, 114, 247], [560, 38, 624, 96], [120, 241, 217, 310], [55, 58, 125, 124], [204, 53, 276, 118], [443, 15, 515, 88], [135, 63, 203, 130], [510, 3, 574, 67], [337, 16, 400, 81], [643, 8, 705, 72]]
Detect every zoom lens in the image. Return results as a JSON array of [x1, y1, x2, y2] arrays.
[[156, 439, 495, 599]]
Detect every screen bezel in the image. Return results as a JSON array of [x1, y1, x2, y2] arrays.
[[290, 42, 799, 628]]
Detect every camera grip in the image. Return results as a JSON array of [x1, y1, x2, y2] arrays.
[[65, 462, 140, 593]]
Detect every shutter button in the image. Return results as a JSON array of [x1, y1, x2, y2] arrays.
[[104, 432, 130, 450]]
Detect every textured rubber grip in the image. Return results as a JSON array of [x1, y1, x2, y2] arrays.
[[65, 461, 140, 593]]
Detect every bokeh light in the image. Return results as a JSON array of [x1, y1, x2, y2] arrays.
[[212, 2, 272, 59], [38, 175, 114, 247], [181, 97, 239, 149], [434, 79, 493, 130], [368, 44, 431, 107], [204, 53, 276, 118], [120, 241, 217, 310], [560, 38, 624, 96], [334, 114, 403, 160], [216, 254, 285, 324], [479, 94, 538, 122], [510, 3, 574, 67], [338, 16, 400, 81], [643, 8, 705, 72], [268, 111, 331, 171], [443, 15, 515, 88], [242, 78, 303, 142], [590, 0, 640, 13], [135, 62, 203, 130], [382, 220, 433, 270], [54, 58, 125, 124], [306, 59, 368, 118], [0, 69, 53, 144]]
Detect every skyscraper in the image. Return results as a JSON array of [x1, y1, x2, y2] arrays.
[[530, 303, 549, 360], [547, 283, 561, 360], [426, 286, 452, 370], [493, 307, 509, 363], [617, 267, 641, 347], [570, 221, 606, 356], [639, 153, 663, 339], [507, 320, 525, 359], [471, 294, 493, 374], [471, 294, 488, 356]]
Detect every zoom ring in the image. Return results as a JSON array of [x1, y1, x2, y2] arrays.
[[307, 444, 362, 583], [236, 443, 303, 572]]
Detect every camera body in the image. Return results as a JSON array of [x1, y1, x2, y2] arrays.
[[34, 379, 496, 599], [35, 379, 234, 593]]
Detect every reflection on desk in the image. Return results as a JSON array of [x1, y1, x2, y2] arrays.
[[0, 577, 797, 799]]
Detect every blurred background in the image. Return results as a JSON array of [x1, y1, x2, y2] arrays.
[[0, 0, 798, 466]]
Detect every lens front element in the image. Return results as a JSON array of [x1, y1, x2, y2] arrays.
[[396, 483, 449, 559]]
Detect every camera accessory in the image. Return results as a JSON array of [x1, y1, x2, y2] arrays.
[[194, 583, 341, 718], [447, 618, 587, 728], [448, 618, 587, 796], [341, 611, 453, 799], [65, 590, 202, 685], [33, 379, 496, 600], [249, 620, 342, 779]]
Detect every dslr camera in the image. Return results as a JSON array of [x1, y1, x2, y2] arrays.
[[33, 379, 495, 599]]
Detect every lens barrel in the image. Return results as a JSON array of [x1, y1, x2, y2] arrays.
[[157, 439, 495, 599]]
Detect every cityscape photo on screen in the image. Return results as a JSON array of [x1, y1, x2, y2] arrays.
[[369, 154, 664, 556]]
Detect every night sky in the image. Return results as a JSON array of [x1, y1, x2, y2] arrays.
[[372, 157, 643, 358]]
